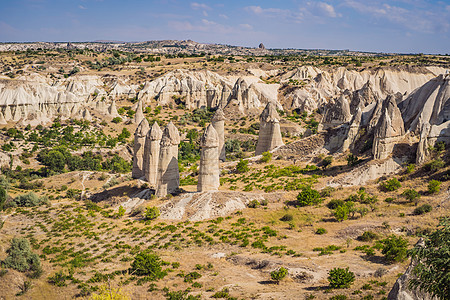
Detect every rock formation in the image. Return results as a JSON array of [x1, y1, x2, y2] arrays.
[[321, 94, 352, 129], [198, 125, 220, 192], [341, 107, 362, 152], [255, 102, 284, 155], [211, 108, 226, 161], [156, 122, 180, 197], [0, 111, 7, 125], [133, 100, 145, 125], [132, 118, 150, 179], [372, 95, 405, 160], [399, 73, 450, 133], [143, 122, 163, 187], [108, 100, 120, 118]]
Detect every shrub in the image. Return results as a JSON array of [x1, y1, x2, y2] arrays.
[[0, 186, 7, 210], [261, 151, 272, 163], [10, 192, 48, 208], [130, 251, 166, 280], [315, 228, 327, 235], [329, 295, 348, 300], [409, 217, 450, 300], [346, 154, 360, 167], [270, 267, 288, 284], [406, 164, 415, 174], [381, 235, 409, 263], [48, 271, 68, 287], [144, 207, 160, 220], [328, 267, 355, 288], [90, 284, 130, 300], [358, 231, 378, 242], [427, 180, 441, 194], [401, 189, 420, 202], [322, 156, 333, 169], [413, 204, 432, 215], [379, 178, 401, 192], [424, 159, 445, 172], [112, 117, 122, 124], [296, 186, 322, 207], [3, 238, 42, 278], [280, 214, 293, 222], [327, 199, 344, 209], [236, 159, 249, 173], [334, 204, 350, 222]]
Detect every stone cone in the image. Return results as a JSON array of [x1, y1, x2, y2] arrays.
[[156, 122, 180, 197], [211, 108, 226, 161], [341, 107, 362, 152], [132, 118, 150, 179], [108, 100, 120, 118], [255, 102, 284, 155], [143, 122, 163, 187], [372, 95, 405, 160], [82, 108, 93, 122], [0, 111, 7, 125], [134, 100, 145, 125], [3, 106, 12, 121], [198, 124, 220, 192]]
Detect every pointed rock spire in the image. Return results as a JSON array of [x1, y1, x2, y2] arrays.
[[108, 100, 120, 118], [211, 108, 226, 161], [198, 124, 220, 192], [143, 122, 163, 187], [156, 122, 180, 197], [255, 102, 284, 155], [0, 111, 7, 125], [134, 100, 145, 125], [132, 118, 150, 179]]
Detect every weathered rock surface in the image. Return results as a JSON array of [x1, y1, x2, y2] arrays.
[[156, 122, 180, 197], [143, 122, 163, 187], [198, 125, 220, 192], [321, 94, 352, 129], [341, 107, 362, 152], [255, 102, 284, 155], [132, 118, 150, 179], [133, 99, 145, 125], [373, 95, 405, 160], [211, 108, 226, 161]]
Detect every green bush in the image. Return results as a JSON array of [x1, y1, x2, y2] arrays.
[[270, 267, 288, 283], [144, 207, 160, 220], [334, 204, 350, 222], [424, 159, 445, 172], [10, 192, 48, 208], [0, 186, 7, 210], [236, 159, 249, 173], [409, 217, 450, 300], [247, 200, 260, 208], [358, 231, 378, 242], [315, 227, 327, 235], [296, 186, 322, 207], [280, 214, 293, 222], [328, 267, 355, 288], [381, 235, 409, 263], [112, 117, 122, 123], [130, 251, 166, 280], [322, 156, 333, 169], [2, 238, 42, 278], [427, 180, 441, 194], [401, 189, 420, 202], [261, 151, 273, 163], [379, 178, 401, 192], [413, 204, 432, 215], [327, 199, 345, 209]]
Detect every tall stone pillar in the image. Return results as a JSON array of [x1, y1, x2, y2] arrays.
[[211, 108, 226, 161], [132, 118, 150, 179], [255, 102, 284, 155], [156, 122, 180, 197], [134, 99, 145, 125], [198, 125, 220, 192], [143, 122, 163, 187]]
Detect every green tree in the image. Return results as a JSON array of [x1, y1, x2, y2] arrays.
[[328, 267, 355, 288], [428, 180, 441, 194], [130, 251, 166, 280], [409, 217, 450, 300], [381, 235, 409, 263], [270, 267, 288, 284], [379, 178, 401, 192], [3, 238, 42, 278], [144, 207, 160, 220], [236, 159, 249, 173], [296, 186, 322, 207], [261, 151, 273, 163], [0, 186, 7, 210], [401, 189, 420, 202]]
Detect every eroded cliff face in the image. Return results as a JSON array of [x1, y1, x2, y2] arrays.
[[0, 66, 443, 126]]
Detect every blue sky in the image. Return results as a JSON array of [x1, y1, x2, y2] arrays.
[[0, 0, 449, 54]]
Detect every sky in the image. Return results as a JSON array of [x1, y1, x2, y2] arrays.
[[0, 0, 449, 54]]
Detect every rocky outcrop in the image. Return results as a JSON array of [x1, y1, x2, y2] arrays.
[[143, 122, 163, 187], [255, 102, 284, 155], [211, 108, 226, 161], [132, 119, 150, 179], [399, 74, 450, 133], [133, 100, 145, 125], [198, 125, 220, 192], [372, 95, 405, 160], [416, 120, 450, 164], [341, 107, 362, 152], [108, 100, 121, 118], [0, 111, 6, 125], [321, 94, 352, 129], [156, 122, 180, 197]]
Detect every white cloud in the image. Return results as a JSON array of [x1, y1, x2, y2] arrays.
[[245, 6, 304, 22], [240, 24, 253, 30], [191, 2, 211, 10], [219, 14, 229, 19], [315, 2, 339, 18], [78, 5, 87, 10]]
